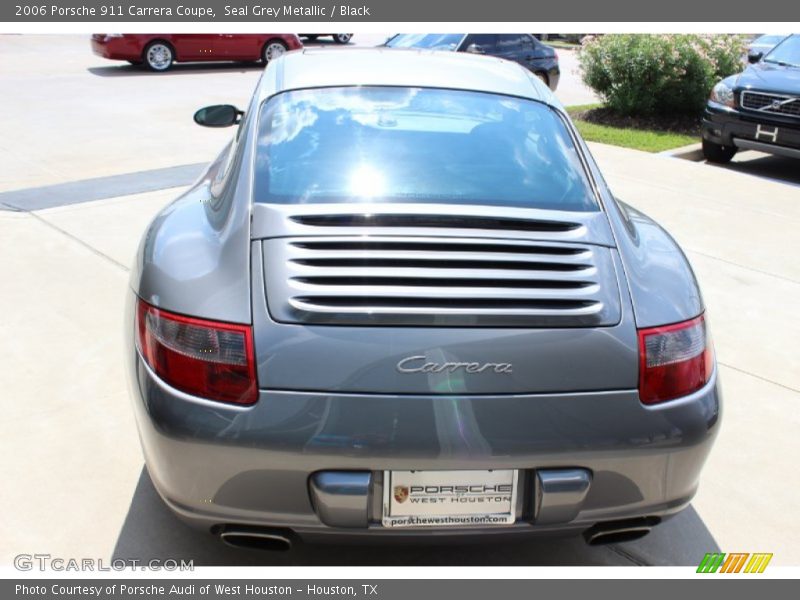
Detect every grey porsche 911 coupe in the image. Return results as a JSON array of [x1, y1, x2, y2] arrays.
[[126, 48, 720, 550]]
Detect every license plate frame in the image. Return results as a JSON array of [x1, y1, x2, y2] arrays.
[[381, 469, 519, 528]]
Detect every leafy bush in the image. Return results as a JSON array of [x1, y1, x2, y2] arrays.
[[578, 34, 746, 116]]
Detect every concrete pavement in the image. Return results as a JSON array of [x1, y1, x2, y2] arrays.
[[553, 45, 599, 106], [0, 35, 797, 567], [0, 34, 380, 191]]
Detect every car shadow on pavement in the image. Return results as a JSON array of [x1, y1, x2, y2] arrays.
[[87, 62, 266, 78], [708, 152, 800, 187], [112, 467, 720, 567]]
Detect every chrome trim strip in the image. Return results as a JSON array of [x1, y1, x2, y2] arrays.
[[264, 235, 620, 326]]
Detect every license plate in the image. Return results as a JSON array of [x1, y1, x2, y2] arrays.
[[754, 124, 780, 143], [382, 469, 518, 528]]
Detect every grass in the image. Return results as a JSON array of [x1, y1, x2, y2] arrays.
[[546, 40, 581, 50], [566, 104, 699, 153]]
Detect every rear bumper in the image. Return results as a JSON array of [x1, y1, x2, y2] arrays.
[[702, 102, 800, 158], [90, 36, 142, 61], [285, 35, 304, 51], [547, 67, 561, 92], [526, 61, 560, 91], [126, 296, 721, 540]]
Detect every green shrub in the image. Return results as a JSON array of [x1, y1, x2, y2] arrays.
[[578, 34, 746, 116]]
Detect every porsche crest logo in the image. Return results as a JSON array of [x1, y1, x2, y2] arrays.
[[394, 485, 409, 503]]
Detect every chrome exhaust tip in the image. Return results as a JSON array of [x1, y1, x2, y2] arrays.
[[219, 528, 293, 552], [585, 527, 651, 546], [583, 517, 660, 546]]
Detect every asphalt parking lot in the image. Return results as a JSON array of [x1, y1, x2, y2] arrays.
[[1, 34, 798, 567]]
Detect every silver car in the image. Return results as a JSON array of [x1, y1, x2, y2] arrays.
[[126, 48, 720, 551]]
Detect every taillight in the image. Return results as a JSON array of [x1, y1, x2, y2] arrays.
[[638, 314, 714, 405], [135, 299, 257, 405]]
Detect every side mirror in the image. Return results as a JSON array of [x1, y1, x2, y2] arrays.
[[747, 50, 763, 64], [465, 43, 485, 55], [193, 104, 243, 128]]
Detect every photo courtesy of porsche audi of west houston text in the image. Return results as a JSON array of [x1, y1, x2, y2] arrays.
[[124, 46, 721, 550], [16, 4, 372, 18], [14, 584, 335, 597]]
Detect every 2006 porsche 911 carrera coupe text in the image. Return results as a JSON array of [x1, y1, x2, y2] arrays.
[[125, 48, 720, 549]]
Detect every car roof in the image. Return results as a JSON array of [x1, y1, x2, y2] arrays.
[[257, 47, 555, 106]]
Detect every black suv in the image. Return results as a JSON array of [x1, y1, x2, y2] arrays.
[[702, 34, 800, 163], [383, 34, 560, 91]]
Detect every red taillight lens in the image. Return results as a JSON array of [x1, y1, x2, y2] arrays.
[[638, 315, 714, 405], [135, 299, 257, 405]]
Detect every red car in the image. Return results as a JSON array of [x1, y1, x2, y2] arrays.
[[91, 34, 303, 72]]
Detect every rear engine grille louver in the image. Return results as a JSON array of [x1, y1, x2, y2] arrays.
[[263, 235, 622, 327], [289, 214, 583, 232]]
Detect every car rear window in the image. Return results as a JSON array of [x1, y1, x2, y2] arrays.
[[254, 86, 598, 212]]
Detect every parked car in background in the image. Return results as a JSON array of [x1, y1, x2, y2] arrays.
[[127, 48, 719, 548], [300, 34, 353, 44], [702, 34, 800, 163], [91, 34, 303, 71], [383, 34, 560, 91], [746, 34, 790, 58]]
